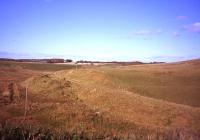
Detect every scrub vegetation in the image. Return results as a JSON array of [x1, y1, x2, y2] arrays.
[[0, 59, 200, 140]]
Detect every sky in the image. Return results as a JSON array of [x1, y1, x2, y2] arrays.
[[0, 0, 200, 62]]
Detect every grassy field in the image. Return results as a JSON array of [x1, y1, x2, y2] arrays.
[[0, 61, 77, 72], [105, 62, 200, 107], [0, 60, 200, 140]]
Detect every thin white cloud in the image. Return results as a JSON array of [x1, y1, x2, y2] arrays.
[[135, 29, 162, 36], [135, 30, 153, 36], [182, 22, 200, 33], [177, 16, 187, 20], [172, 31, 180, 37]]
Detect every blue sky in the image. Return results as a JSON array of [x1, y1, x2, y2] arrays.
[[0, 0, 200, 62]]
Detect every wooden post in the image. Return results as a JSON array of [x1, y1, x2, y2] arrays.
[[24, 85, 28, 118]]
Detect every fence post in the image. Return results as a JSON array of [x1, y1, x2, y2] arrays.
[[24, 85, 28, 119]]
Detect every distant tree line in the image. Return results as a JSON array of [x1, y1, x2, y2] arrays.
[[0, 58, 165, 65], [76, 60, 145, 65], [0, 58, 73, 63]]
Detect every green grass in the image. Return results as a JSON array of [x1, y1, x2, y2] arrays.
[[0, 61, 78, 71], [106, 69, 200, 107]]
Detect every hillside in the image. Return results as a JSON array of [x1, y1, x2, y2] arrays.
[[0, 60, 200, 139]]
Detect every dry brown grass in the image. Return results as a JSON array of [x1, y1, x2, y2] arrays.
[[0, 60, 200, 139], [103, 61, 200, 107]]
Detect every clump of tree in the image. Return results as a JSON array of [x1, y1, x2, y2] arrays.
[[47, 59, 65, 63], [65, 59, 73, 63]]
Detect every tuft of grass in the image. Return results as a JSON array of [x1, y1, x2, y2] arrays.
[[1, 124, 199, 140], [7, 108, 23, 117]]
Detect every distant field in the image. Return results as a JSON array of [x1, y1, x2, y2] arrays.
[[105, 62, 200, 107], [0, 61, 77, 71]]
